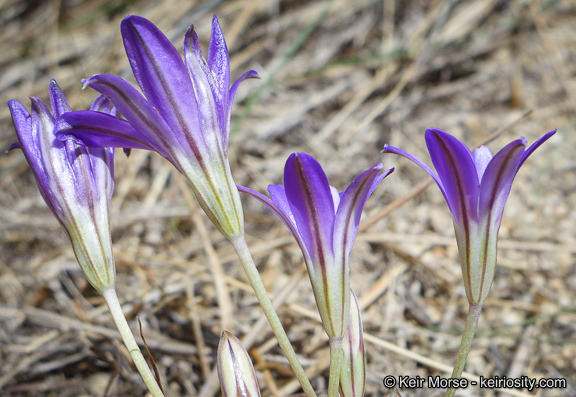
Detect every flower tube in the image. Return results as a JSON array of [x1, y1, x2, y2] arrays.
[[339, 291, 366, 397]]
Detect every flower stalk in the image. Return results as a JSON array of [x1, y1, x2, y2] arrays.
[[444, 302, 482, 397], [230, 235, 317, 397], [102, 288, 165, 397]]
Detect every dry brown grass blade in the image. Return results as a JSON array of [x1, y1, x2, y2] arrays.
[[138, 318, 165, 396]]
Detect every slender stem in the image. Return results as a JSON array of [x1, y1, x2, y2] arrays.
[[327, 337, 343, 397], [230, 235, 317, 397], [444, 302, 483, 397], [102, 288, 165, 397]]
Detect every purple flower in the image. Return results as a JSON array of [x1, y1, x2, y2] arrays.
[[55, 15, 259, 238], [239, 153, 393, 338], [8, 80, 116, 293], [382, 128, 556, 304]]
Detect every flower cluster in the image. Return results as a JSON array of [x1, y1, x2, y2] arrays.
[[8, 12, 557, 397]]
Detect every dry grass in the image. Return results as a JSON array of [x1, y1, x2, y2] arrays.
[[1, 0, 575, 396]]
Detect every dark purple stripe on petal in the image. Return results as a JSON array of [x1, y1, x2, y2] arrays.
[[425, 128, 480, 224], [284, 153, 335, 268], [477, 139, 526, 302], [207, 15, 230, 137], [49, 80, 72, 118], [56, 111, 152, 151], [478, 138, 526, 226], [121, 16, 206, 156], [334, 164, 392, 260], [82, 74, 173, 158], [90, 95, 116, 116]]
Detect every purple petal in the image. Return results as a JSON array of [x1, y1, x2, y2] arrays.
[[473, 145, 493, 182], [283, 153, 335, 267], [183, 25, 222, 149], [333, 164, 393, 259], [227, 70, 259, 147], [29, 97, 66, 217], [382, 144, 444, 189], [478, 138, 527, 225], [56, 110, 151, 151], [425, 128, 480, 223], [121, 15, 205, 153], [518, 129, 557, 168], [207, 15, 230, 134], [82, 74, 173, 158], [90, 95, 116, 116], [8, 100, 35, 155], [238, 185, 312, 263], [268, 184, 297, 226], [8, 99, 49, 190], [49, 79, 72, 118], [7, 142, 21, 152]]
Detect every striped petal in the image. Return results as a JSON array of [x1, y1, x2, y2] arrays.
[[56, 110, 150, 152], [283, 153, 335, 268], [207, 15, 230, 136], [478, 138, 526, 226], [81, 73, 173, 158], [121, 15, 205, 153], [334, 164, 393, 260], [49, 79, 72, 117], [425, 128, 480, 224], [519, 129, 557, 168]]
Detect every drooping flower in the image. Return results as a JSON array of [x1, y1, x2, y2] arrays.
[[239, 153, 393, 338], [217, 331, 261, 397], [55, 15, 259, 239], [339, 290, 366, 397], [8, 80, 116, 293], [382, 128, 556, 304]]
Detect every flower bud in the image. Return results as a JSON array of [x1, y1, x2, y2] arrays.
[[339, 290, 366, 397], [217, 331, 261, 397]]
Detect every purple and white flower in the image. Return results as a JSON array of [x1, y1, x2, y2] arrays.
[[239, 153, 393, 338], [8, 80, 116, 293], [382, 128, 555, 303], [56, 15, 258, 238]]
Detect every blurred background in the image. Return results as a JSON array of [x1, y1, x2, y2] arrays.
[[0, 0, 574, 396]]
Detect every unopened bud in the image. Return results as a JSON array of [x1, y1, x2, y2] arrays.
[[217, 331, 261, 397]]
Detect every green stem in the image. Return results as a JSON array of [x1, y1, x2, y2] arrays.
[[327, 337, 343, 397], [444, 302, 483, 397], [102, 288, 164, 397], [230, 235, 317, 397]]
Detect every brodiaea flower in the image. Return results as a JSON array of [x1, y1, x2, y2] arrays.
[[382, 128, 555, 304], [8, 80, 116, 293], [56, 15, 258, 238], [239, 153, 393, 338]]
